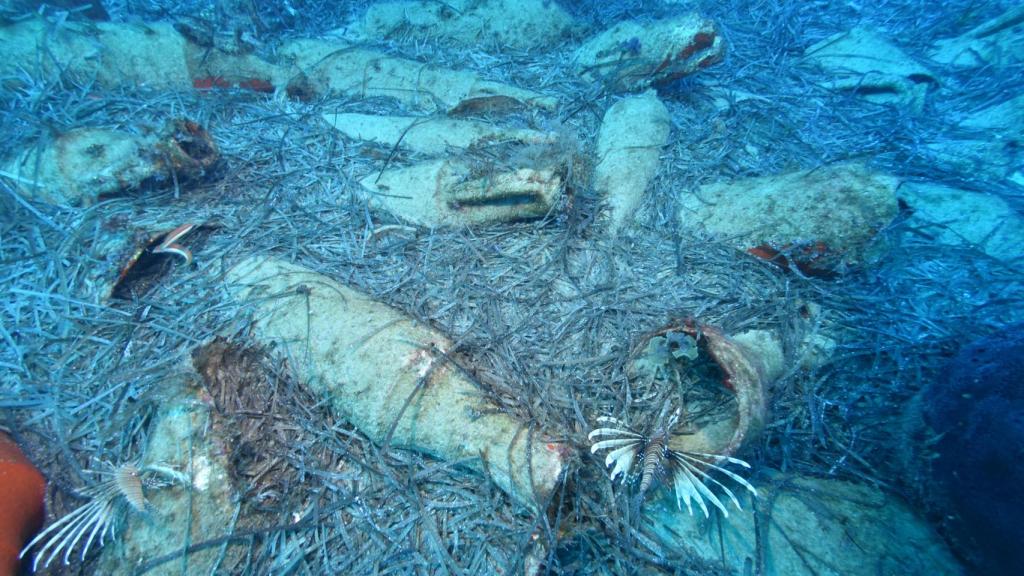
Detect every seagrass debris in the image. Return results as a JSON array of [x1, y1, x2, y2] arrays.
[[3, 1, 1010, 573], [225, 257, 566, 513], [592, 90, 670, 235]]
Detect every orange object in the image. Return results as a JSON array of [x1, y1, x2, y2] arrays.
[[238, 78, 275, 93], [192, 75, 231, 90], [0, 432, 45, 576], [746, 241, 838, 279]]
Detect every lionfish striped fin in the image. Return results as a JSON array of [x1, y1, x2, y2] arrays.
[[588, 427, 642, 441], [672, 451, 758, 499], [606, 443, 640, 480], [590, 437, 641, 453]]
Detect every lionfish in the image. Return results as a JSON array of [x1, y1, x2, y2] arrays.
[[588, 409, 757, 517], [20, 462, 187, 570]]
